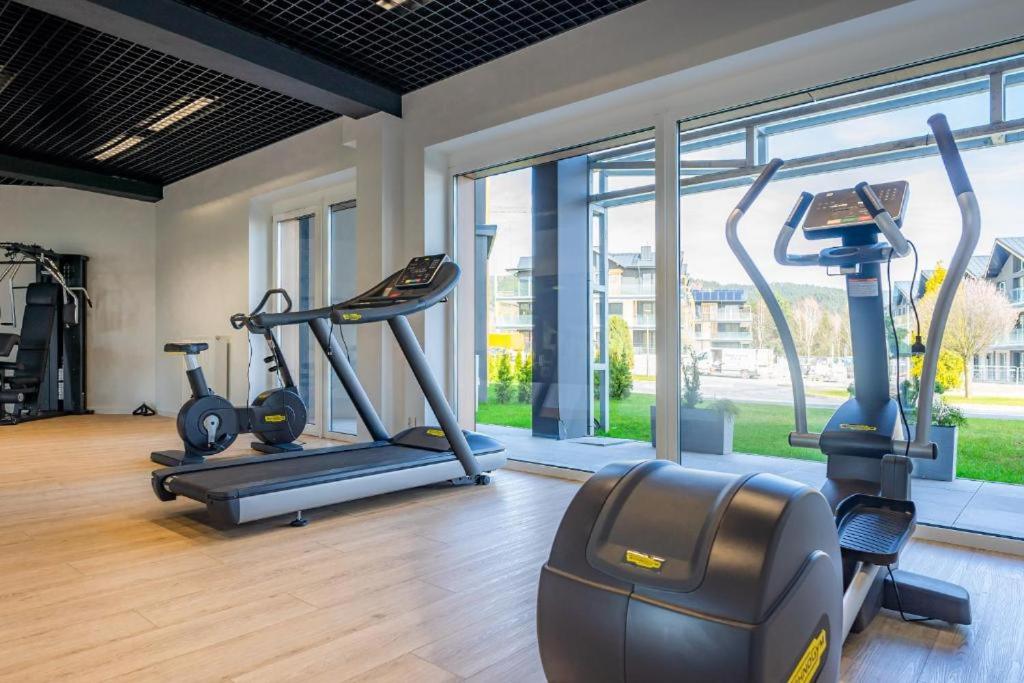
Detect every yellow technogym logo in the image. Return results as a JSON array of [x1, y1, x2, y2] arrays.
[[341, 313, 362, 321], [426, 428, 445, 438], [263, 414, 287, 423], [624, 550, 664, 571], [788, 629, 827, 683], [839, 423, 877, 431]]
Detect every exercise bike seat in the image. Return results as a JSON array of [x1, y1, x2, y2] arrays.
[[164, 342, 209, 355]]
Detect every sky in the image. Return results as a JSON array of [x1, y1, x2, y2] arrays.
[[484, 88, 1024, 291]]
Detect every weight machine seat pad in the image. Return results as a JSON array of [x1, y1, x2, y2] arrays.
[[1, 283, 57, 398], [164, 342, 209, 354], [0, 334, 18, 356]]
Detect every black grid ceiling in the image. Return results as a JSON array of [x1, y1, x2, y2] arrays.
[[0, 1, 337, 186], [177, 0, 647, 93]]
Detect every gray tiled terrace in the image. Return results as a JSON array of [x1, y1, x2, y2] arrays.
[[482, 424, 1023, 539]]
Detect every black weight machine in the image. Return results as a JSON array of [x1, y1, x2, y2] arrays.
[[0, 242, 91, 424]]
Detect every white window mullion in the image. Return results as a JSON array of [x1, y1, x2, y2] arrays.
[[654, 114, 681, 462]]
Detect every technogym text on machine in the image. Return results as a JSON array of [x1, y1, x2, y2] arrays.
[[152, 255, 505, 527], [537, 114, 974, 682]]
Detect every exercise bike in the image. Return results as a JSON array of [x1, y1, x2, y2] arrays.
[[151, 289, 307, 466], [537, 114, 974, 682]]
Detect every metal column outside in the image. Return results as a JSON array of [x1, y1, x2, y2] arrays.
[[388, 315, 481, 477], [308, 316, 389, 442]]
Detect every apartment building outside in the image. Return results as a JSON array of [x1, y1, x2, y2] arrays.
[[489, 246, 753, 374]]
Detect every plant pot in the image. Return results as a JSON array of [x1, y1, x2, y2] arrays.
[[650, 405, 735, 455], [908, 423, 958, 482]]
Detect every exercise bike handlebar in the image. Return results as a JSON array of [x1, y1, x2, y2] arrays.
[[912, 114, 981, 448], [726, 158, 809, 436], [230, 289, 294, 331]]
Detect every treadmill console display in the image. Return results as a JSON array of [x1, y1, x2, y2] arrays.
[[802, 181, 909, 239], [396, 254, 447, 289]]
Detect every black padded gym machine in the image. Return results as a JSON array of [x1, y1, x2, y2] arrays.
[[0, 242, 90, 424], [537, 114, 974, 682], [152, 288, 307, 466]]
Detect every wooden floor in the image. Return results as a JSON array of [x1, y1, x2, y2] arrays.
[[1, 415, 1022, 682]]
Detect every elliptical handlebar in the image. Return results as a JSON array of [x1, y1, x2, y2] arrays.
[[736, 158, 784, 212], [726, 158, 810, 436], [928, 114, 973, 196], [854, 182, 910, 257], [912, 114, 981, 449], [774, 192, 818, 266]]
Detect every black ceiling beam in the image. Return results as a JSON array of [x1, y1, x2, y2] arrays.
[[19, 0, 402, 118], [0, 151, 163, 202]]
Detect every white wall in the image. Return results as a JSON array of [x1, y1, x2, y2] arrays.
[[154, 118, 357, 414], [0, 187, 156, 413]]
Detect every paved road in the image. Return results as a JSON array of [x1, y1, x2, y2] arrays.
[[632, 375, 1024, 420]]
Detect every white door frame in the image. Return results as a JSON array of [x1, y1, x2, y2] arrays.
[[272, 205, 323, 438]]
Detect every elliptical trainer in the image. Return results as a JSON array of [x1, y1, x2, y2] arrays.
[[537, 114, 974, 683], [152, 289, 307, 466]]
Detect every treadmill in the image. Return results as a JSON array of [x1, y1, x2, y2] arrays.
[[152, 255, 506, 526]]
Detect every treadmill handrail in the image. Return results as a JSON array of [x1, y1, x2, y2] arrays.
[[726, 159, 810, 436]]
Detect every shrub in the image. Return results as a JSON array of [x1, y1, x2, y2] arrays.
[[709, 398, 740, 417], [494, 353, 514, 404], [607, 316, 634, 400], [933, 399, 967, 428], [515, 353, 532, 403], [609, 349, 633, 400], [682, 347, 704, 409]]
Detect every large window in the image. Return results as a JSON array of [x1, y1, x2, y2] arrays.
[[673, 52, 1024, 538]]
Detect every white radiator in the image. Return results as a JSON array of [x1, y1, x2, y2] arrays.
[[177, 336, 231, 404]]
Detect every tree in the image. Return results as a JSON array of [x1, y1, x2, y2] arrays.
[[790, 297, 823, 358], [910, 349, 964, 393], [812, 313, 837, 357], [917, 277, 1016, 397], [608, 315, 634, 400], [682, 346, 704, 408], [515, 353, 532, 403], [749, 294, 782, 354], [923, 262, 947, 296], [493, 353, 514, 404]]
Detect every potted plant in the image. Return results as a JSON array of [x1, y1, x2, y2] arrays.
[[650, 349, 738, 455], [902, 379, 965, 482]]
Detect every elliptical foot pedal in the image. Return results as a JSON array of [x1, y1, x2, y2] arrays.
[[836, 494, 915, 566]]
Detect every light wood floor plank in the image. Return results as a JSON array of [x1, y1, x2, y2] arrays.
[[0, 415, 1022, 682]]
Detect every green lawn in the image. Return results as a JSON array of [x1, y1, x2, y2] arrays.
[[477, 391, 1024, 484], [809, 386, 1024, 408]]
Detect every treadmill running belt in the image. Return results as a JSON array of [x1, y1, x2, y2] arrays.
[[165, 445, 468, 501]]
